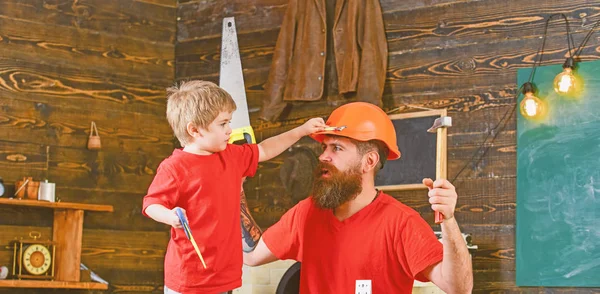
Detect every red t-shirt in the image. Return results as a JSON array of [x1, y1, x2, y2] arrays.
[[262, 191, 443, 294], [142, 144, 259, 293]]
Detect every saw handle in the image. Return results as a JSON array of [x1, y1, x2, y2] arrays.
[[229, 126, 256, 144], [175, 207, 208, 268], [244, 133, 253, 145], [175, 208, 191, 239]]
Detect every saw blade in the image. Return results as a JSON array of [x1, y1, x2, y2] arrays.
[[219, 17, 250, 130]]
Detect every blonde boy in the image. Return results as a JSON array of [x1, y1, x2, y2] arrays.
[[142, 80, 325, 294]]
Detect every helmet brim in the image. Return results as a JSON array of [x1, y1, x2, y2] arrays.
[[309, 131, 401, 160]]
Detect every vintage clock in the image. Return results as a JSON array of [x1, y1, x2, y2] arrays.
[[12, 231, 56, 280]]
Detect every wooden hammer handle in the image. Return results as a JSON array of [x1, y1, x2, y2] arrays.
[[434, 121, 448, 224], [435, 211, 443, 224]]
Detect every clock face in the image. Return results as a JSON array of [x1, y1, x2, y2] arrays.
[[22, 244, 52, 275]]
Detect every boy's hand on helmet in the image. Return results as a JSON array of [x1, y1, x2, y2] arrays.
[[300, 118, 327, 136], [423, 178, 457, 220]]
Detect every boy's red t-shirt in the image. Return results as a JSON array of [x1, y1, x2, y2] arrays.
[[262, 192, 443, 294], [142, 144, 259, 293]]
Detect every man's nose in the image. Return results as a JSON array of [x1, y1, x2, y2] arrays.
[[319, 151, 331, 162]]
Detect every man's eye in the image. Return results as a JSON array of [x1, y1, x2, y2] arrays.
[[333, 146, 342, 151]]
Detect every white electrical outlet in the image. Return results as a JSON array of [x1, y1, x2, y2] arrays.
[[355, 279, 372, 294]]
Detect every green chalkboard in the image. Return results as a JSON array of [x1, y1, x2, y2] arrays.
[[516, 60, 600, 287]]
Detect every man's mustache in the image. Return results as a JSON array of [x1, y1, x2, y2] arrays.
[[314, 162, 339, 177]]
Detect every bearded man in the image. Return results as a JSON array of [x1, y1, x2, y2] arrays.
[[243, 102, 473, 293]]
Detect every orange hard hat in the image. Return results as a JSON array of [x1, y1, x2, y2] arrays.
[[310, 102, 401, 160]]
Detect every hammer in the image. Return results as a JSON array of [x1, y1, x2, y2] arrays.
[[427, 115, 452, 223]]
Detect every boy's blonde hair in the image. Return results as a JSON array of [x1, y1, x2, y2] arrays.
[[166, 80, 236, 146]]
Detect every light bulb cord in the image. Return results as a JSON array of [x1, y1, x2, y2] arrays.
[[574, 18, 600, 57], [529, 13, 575, 83]]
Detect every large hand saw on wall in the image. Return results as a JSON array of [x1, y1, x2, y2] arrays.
[[219, 17, 262, 252], [220, 17, 256, 144]]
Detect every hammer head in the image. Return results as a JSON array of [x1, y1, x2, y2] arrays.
[[427, 116, 452, 133]]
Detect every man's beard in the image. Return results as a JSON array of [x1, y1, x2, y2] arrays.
[[311, 161, 363, 209]]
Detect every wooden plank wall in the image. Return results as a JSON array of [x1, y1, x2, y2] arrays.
[[0, 0, 176, 293], [1, 0, 598, 293], [176, 0, 600, 293]]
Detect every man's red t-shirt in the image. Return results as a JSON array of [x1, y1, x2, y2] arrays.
[[142, 144, 258, 293], [262, 191, 443, 293]]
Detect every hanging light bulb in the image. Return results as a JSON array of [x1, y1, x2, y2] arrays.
[[519, 82, 545, 120], [553, 57, 577, 95]]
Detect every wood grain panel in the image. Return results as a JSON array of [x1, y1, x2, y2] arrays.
[[177, 0, 288, 40], [0, 0, 176, 43], [0, 97, 174, 155], [0, 140, 47, 181], [385, 34, 600, 95], [390, 86, 517, 116], [48, 146, 160, 194], [462, 224, 515, 272], [80, 229, 168, 271], [177, 0, 470, 13], [91, 269, 165, 293], [0, 57, 168, 116], [473, 269, 600, 293], [384, 0, 600, 54], [0, 17, 174, 81], [0, 140, 163, 194]]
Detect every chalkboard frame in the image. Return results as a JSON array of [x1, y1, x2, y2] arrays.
[[376, 109, 448, 191]]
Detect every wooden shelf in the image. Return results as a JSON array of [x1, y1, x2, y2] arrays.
[[0, 280, 108, 290], [0, 198, 113, 212], [0, 198, 113, 290]]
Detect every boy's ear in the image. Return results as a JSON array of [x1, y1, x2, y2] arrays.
[[186, 122, 203, 138]]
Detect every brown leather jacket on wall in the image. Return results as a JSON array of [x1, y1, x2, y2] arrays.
[[260, 0, 388, 121]]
